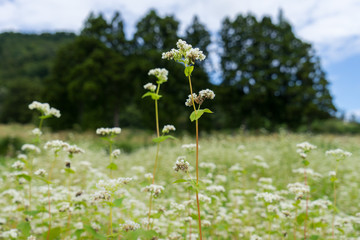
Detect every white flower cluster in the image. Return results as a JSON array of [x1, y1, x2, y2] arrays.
[[120, 220, 140, 232], [65, 144, 85, 155], [144, 173, 153, 179], [142, 184, 164, 197], [173, 156, 190, 173], [292, 168, 322, 178], [185, 89, 215, 107], [11, 161, 25, 170], [96, 178, 133, 193], [310, 199, 332, 209], [181, 143, 198, 152], [148, 68, 168, 82], [206, 185, 226, 194], [27, 235, 36, 240], [250, 235, 263, 240], [21, 144, 41, 154], [287, 182, 310, 200], [143, 83, 157, 92], [329, 171, 336, 177], [296, 142, 317, 158], [28, 101, 61, 118], [162, 39, 206, 65], [34, 169, 47, 177], [255, 192, 281, 203], [162, 124, 176, 134], [111, 149, 121, 158], [44, 140, 69, 152], [1, 229, 18, 238], [325, 148, 352, 159], [96, 127, 121, 135], [31, 128, 42, 137], [17, 154, 27, 161], [199, 162, 216, 171], [91, 191, 111, 202]]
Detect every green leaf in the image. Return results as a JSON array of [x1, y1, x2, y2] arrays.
[[17, 221, 31, 236], [113, 198, 124, 207], [189, 108, 213, 122], [42, 227, 61, 240], [106, 162, 118, 170], [17, 174, 32, 182], [302, 159, 310, 166], [33, 175, 52, 184], [309, 235, 320, 240], [123, 229, 158, 240], [24, 210, 45, 216], [296, 212, 306, 225], [84, 225, 107, 240], [336, 227, 345, 234], [184, 66, 194, 77], [173, 179, 188, 184], [142, 92, 162, 100], [64, 168, 75, 174], [152, 135, 176, 143], [73, 229, 84, 239]]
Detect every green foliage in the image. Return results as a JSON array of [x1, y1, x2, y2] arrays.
[[0, 136, 24, 157], [189, 108, 213, 122]]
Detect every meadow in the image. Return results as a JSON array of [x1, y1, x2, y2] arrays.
[[0, 123, 359, 239]]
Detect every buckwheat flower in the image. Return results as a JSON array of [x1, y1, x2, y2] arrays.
[[111, 149, 121, 158], [202, 220, 211, 227], [206, 185, 226, 194], [311, 199, 332, 209], [143, 83, 157, 92], [21, 144, 41, 154], [65, 144, 85, 155], [31, 128, 42, 137], [148, 68, 168, 82], [229, 163, 243, 172], [91, 191, 111, 202], [96, 127, 121, 135], [0, 217, 6, 225], [163, 39, 206, 64], [75, 222, 83, 229], [28, 101, 61, 118], [186, 48, 206, 63], [34, 169, 47, 177], [17, 154, 28, 161], [58, 202, 71, 213], [250, 234, 262, 240], [287, 182, 310, 200], [142, 184, 164, 197], [12, 161, 25, 170], [296, 142, 317, 151], [44, 140, 69, 152], [329, 171, 336, 177], [185, 93, 198, 107], [91, 222, 101, 231], [173, 156, 190, 173], [27, 235, 36, 240], [199, 89, 215, 101], [162, 124, 176, 134], [96, 178, 133, 193], [144, 173, 153, 179], [292, 168, 322, 178], [325, 149, 352, 159], [182, 143, 198, 152], [198, 193, 212, 204], [120, 220, 140, 232], [199, 162, 216, 171], [176, 39, 192, 52], [1, 229, 19, 238], [255, 192, 281, 203]]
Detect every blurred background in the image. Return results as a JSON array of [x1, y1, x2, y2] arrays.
[[0, 0, 359, 133]]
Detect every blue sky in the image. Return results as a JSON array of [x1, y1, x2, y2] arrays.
[[0, 0, 359, 119]]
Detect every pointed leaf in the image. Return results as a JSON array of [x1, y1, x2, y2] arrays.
[[106, 162, 118, 170], [152, 135, 176, 143], [184, 66, 194, 77]]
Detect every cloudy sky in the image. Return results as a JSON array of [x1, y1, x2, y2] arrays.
[[1, 0, 359, 118]]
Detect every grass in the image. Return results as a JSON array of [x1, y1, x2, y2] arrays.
[[0, 124, 359, 239]]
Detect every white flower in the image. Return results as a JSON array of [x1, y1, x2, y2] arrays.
[[91, 191, 111, 202], [250, 235, 262, 240], [162, 124, 176, 134], [34, 169, 47, 177], [74, 222, 83, 229], [142, 184, 164, 197], [12, 161, 25, 170], [96, 127, 121, 135], [329, 171, 336, 177], [162, 39, 206, 64], [148, 68, 168, 82], [325, 149, 352, 159], [65, 144, 85, 155], [44, 140, 69, 152], [143, 83, 157, 92], [255, 192, 281, 203], [21, 144, 41, 154], [206, 185, 225, 194], [31, 128, 42, 137], [144, 173, 153, 179], [17, 154, 28, 161], [173, 156, 190, 173], [296, 142, 317, 152], [199, 89, 215, 100], [120, 220, 140, 232], [27, 235, 36, 240], [185, 93, 197, 107], [111, 149, 121, 158], [96, 178, 133, 193], [287, 182, 310, 200], [1, 229, 19, 238], [28, 101, 61, 118]]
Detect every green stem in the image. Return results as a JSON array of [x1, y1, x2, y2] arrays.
[[187, 72, 202, 240], [28, 157, 33, 210], [109, 141, 113, 178], [304, 167, 308, 240], [332, 161, 340, 239], [47, 155, 57, 240]]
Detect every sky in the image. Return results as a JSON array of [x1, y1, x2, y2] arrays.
[[0, 0, 359, 119]]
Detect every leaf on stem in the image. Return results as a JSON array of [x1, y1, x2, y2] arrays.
[[184, 66, 194, 77], [106, 162, 118, 170], [152, 135, 176, 143], [189, 108, 213, 122], [113, 198, 124, 208], [142, 92, 162, 100]]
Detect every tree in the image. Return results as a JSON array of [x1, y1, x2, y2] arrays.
[[185, 16, 211, 58], [219, 12, 336, 130]]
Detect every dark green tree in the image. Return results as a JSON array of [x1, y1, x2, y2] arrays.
[[219, 12, 336, 130], [184, 16, 211, 58]]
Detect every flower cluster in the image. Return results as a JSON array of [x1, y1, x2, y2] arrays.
[[28, 101, 61, 118], [11, 161, 25, 170], [142, 184, 164, 197], [96, 127, 121, 135], [296, 142, 317, 158], [65, 144, 85, 156], [162, 39, 206, 65], [91, 191, 111, 202], [96, 178, 133, 193], [287, 182, 310, 200], [143, 83, 157, 92], [120, 220, 140, 232], [255, 192, 281, 203], [148, 68, 168, 83], [182, 143, 198, 152], [185, 89, 215, 107], [162, 124, 176, 134], [31, 128, 42, 137], [325, 148, 352, 159], [21, 144, 41, 154], [34, 169, 47, 177], [44, 140, 69, 152], [111, 149, 121, 158], [173, 156, 190, 173]]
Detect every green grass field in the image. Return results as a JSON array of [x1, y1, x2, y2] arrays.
[[0, 124, 359, 239]]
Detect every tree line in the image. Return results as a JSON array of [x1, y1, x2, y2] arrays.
[[0, 9, 337, 132]]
